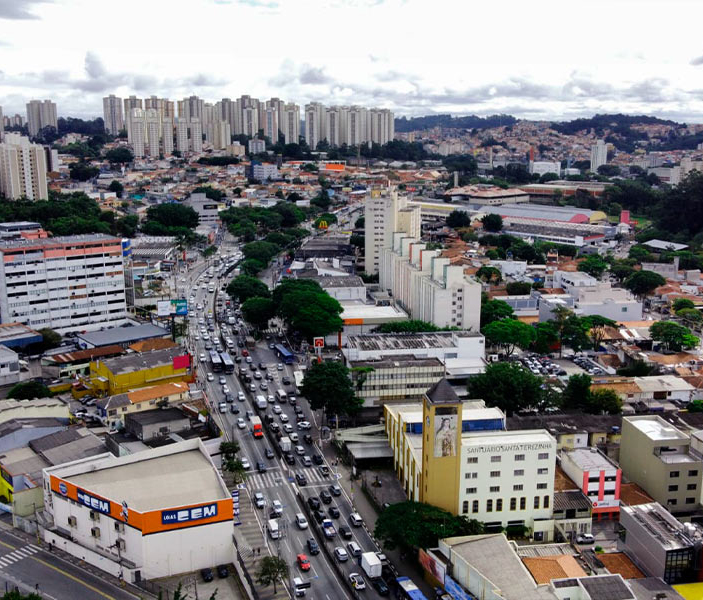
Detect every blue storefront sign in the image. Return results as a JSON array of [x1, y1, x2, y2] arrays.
[[161, 503, 218, 525]]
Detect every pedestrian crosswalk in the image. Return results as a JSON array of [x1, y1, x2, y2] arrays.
[[0, 544, 40, 569], [246, 466, 335, 490]]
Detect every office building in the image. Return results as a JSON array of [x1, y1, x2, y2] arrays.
[[619, 415, 703, 513], [590, 139, 608, 172], [364, 188, 421, 275], [386, 380, 556, 540], [43, 438, 233, 582], [102, 95, 123, 135], [305, 102, 326, 149], [281, 103, 300, 144], [263, 107, 279, 144], [0, 133, 48, 200], [560, 447, 621, 519], [0, 234, 127, 332], [26, 100, 57, 138]]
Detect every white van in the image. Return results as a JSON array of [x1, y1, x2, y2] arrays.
[[267, 519, 280, 540], [275, 388, 287, 403], [256, 395, 268, 410]]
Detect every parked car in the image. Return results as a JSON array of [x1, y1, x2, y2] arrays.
[[216, 564, 229, 578], [201, 567, 214, 582], [576, 533, 595, 544]]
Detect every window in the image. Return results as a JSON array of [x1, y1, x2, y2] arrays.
[[537, 468, 549, 475], [462, 501, 469, 514], [668, 499, 678, 506], [686, 497, 696, 504], [669, 485, 679, 492], [689, 470, 699, 477], [534, 496, 540, 509], [513, 484, 523, 491], [520, 497, 526, 510], [466, 472, 478, 479], [543, 496, 550, 509], [510, 498, 517, 510], [687, 484, 697, 491], [538, 453, 549, 460], [490, 486, 500, 493], [514, 454, 525, 461], [670, 471, 680, 478], [496, 499, 503, 511], [491, 456, 501, 463], [537, 483, 548, 490], [472, 500, 479, 513], [514, 469, 524, 476], [466, 487, 477, 494], [490, 471, 501, 478], [467, 457, 478, 464], [486, 500, 493, 512]]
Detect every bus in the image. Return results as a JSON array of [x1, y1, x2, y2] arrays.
[[396, 577, 428, 600], [274, 344, 295, 364], [209, 350, 223, 372], [220, 352, 235, 374]]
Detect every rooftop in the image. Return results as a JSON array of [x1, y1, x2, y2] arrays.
[[562, 447, 618, 471], [0, 233, 121, 251], [347, 330, 482, 352], [522, 555, 586, 585], [462, 429, 554, 449], [78, 324, 170, 348], [626, 416, 689, 442], [598, 553, 645, 580], [125, 407, 189, 426], [426, 378, 459, 405], [44, 345, 124, 365], [0, 322, 42, 346], [97, 346, 186, 375], [348, 355, 444, 370], [311, 275, 365, 288], [578, 575, 635, 600], [621, 503, 700, 551]]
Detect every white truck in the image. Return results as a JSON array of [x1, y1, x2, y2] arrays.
[[360, 552, 382, 579], [267, 519, 280, 540], [279, 436, 292, 453]]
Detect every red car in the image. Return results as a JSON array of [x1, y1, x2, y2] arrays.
[[297, 554, 311, 572]]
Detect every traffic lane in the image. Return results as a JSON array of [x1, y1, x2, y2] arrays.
[[0, 533, 137, 600]]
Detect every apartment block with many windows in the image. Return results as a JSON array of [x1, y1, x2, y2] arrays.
[[0, 234, 128, 332]]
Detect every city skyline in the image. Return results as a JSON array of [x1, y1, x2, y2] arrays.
[[1, 0, 703, 122]]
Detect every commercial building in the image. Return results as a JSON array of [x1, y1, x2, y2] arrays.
[[619, 416, 703, 513], [0, 345, 20, 386], [124, 407, 190, 442], [185, 192, 224, 224], [43, 438, 233, 582], [560, 448, 621, 519], [26, 99, 57, 138], [0, 234, 128, 332], [97, 382, 190, 429], [590, 139, 608, 172], [444, 185, 529, 205], [102, 95, 124, 135], [42, 345, 125, 379], [364, 188, 421, 275], [619, 502, 703, 584], [386, 380, 557, 540], [0, 133, 49, 200], [0, 221, 45, 240], [76, 324, 169, 349]]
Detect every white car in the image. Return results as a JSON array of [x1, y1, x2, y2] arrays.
[[272, 500, 283, 516], [576, 533, 595, 544], [277, 363, 284, 371], [297, 421, 311, 430], [194, 334, 200, 341], [207, 373, 214, 382], [280, 413, 289, 423], [245, 356, 253, 364], [240, 457, 250, 469], [237, 392, 246, 402], [272, 405, 282, 415], [223, 385, 230, 394], [199, 353, 206, 362], [236, 418, 246, 429], [283, 424, 294, 433], [218, 403, 227, 413], [219, 376, 227, 385], [349, 573, 366, 591]]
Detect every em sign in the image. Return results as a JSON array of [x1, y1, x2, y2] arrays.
[[77, 489, 111, 515], [161, 503, 218, 525]]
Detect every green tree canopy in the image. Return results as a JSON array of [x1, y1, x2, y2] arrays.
[[8, 381, 51, 400], [505, 281, 532, 295], [480, 298, 514, 328], [481, 213, 503, 232], [192, 185, 225, 201], [256, 555, 288, 594], [532, 322, 559, 355], [624, 270, 666, 298], [242, 241, 280, 264], [300, 361, 363, 417], [108, 180, 124, 197], [144, 203, 199, 230], [578, 255, 608, 278], [241, 297, 275, 330], [673, 298, 695, 312], [650, 321, 699, 351], [227, 275, 270, 303], [562, 374, 592, 410], [609, 261, 635, 282], [374, 501, 483, 551], [482, 319, 536, 356], [585, 315, 617, 351], [279, 290, 343, 339], [446, 210, 471, 229], [475, 266, 502, 284], [677, 308, 703, 325], [467, 362, 544, 415], [588, 388, 622, 415], [104, 146, 134, 163], [69, 161, 99, 181]]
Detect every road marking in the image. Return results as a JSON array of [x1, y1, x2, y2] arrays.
[[29, 555, 124, 600]]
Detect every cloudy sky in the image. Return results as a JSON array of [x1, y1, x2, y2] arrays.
[[1, 0, 703, 122]]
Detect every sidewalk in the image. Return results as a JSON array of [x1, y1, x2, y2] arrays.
[[318, 442, 436, 599]]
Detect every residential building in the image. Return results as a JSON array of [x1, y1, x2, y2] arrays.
[[619, 415, 703, 513], [102, 95, 123, 135], [161, 117, 174, 156], [43, 438, 233, 582], [281, 103, 300, 144], [124, 407, 190, 442], [208, 120, 231, 151], [122, 95, 142, 117], [305, 102, 326, 149], [97, 382, 190, 429], [590, 139, 607, 172], [189, 118, 202, 153], [252, 163, 278, 180], [0, 133, 48, 200], [175, 118, 189, 153], [572, 283, 642, 321], [551, 490, 593, 542], [127, 108, 146, 158], [144, 96, 175, 120], [262, 107, 278, 144], [0, 105, 3, 139], [560, 447, 621, 519], [25, 100, 57, 138], [346, 106, 367, 147], [368, 108, 394, 144], [248, 138, 265, 155], [0, 234, 127, 332], [386, 379, 557, 540], [144, 109, 161, 158], [241, 106, 259, 138], [364, 188, 421, 275], [177, 95, 204, 122], [325, 106, 348, 147], [619, 502, 703, 584]]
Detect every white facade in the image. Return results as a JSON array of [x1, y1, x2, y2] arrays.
[[573, 283, 642, 321], [175, 118, 189, 153], [281, 103, 300, 145], [590, 139, 607, 172], [208, 121, 231, 151], [102, 95, 124, 135], [128, 109, 146, 158], [252, 163, 278, 181], [0, 133, 48, 200], [325, 106, 348, 147], [145, 109, 161, 158], [161, 118, 174, 156], [346, 106, 368, 147], [0, 234, 127, 332], [248, 139, 266, 154], [304, 102, 326, 149], [263, 108, 278, 145], [241, 106, 259, 138], [368, 108, 394, 144], [529, 161, 560, 176], [177, 95, 204, 122], [189, 118, 203, 153], [26, 99, 57, 138]]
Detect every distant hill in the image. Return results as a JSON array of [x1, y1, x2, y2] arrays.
[[394, 114, 517, 132], [550, 113, 680, 136]]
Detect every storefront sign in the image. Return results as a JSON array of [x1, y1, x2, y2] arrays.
[[161, 503, 218, 525]]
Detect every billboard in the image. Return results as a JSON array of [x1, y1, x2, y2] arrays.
[[434, 411, 458, 458], [157, 299, 188, 317], [418, 548, 446, 584]]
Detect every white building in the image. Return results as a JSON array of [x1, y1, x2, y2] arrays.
[[0, 133, 48, 200], [364, 188, 421, 275], [161, 118, 174, 156], [590, 139, 607, 172], [189, 118, 202, 153], [0, 234, 128, 332], [177, 95, 204, 122], [241, 106, 259, 138], [305, 102, 326, 149], [368, 108, 394, 145], [43, 438, 233, 583], [346, 106, 368, 147], [262, 107, 278, 145], [144, 109, 161, 158], [102, 95, 124, 135], [281, 103, 300, 145], [248, 138, 266, 154], [208, 121, 231, 151], [252, 163, 278, 180], [529, 161, 561, 176], [185, 193, 223, 224], [26, 99, 57, 138], [325, 106, 348, 147], [128, 109, 146, 158], [175, 118, 189, 154]]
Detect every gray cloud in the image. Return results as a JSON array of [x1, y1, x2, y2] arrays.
[[690, 55, 703, 66], [299, 65, 333, 85], [0, 0, 50, 20]]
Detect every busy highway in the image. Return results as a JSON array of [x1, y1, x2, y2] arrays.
[[183, 236, 390, 599]]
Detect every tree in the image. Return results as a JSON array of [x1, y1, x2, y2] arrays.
[[374, 501, 483, 551], [277, 288, 343, 339], [532, 322, 559, 355], [480, 299, 514, 328], [467, 362, 544, 415], [628, 245, 652, 263], [588, 388, 622, 415], [241, 297, 275, 330], [256, 556, 289, 594], [242, 241, 279, 264], [624, 270, 666, 299], [38, 327, 62, 350], [193, 185, 225, 201], [227, 275, 270, 303], [585, 315, 616, 351], [678, 308, 703, 325], [355, 216, 365, 229], [562, 374, 593, 410], [650, 321, 699, 351], [104, 147, 134, 163], [69, 161, 99, 181], [300, 361, 363, 417], [108, 180, 124, 197], [578, 255, 608, 278], [482, 319, 536, 356], [0, 591, 42, 600], [481, 213, 503, 232], [7, 381, 51, 400], [475, 266, 502, 284], [610, 262, 635, 282], [688, 399, 703, 413], [144, 203, 199, 230], [561, 314, 592, 353], [505, 281, 532, 295], [446, 210, 471, 229], [673, 298, 695, 312]]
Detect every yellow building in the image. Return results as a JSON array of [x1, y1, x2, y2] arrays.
[[85, 347, 192, 397]]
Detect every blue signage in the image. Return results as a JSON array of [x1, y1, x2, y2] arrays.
[[161, 503, 218, 525], [77, 489, 111, 514], [445, 576, 474, 600]]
